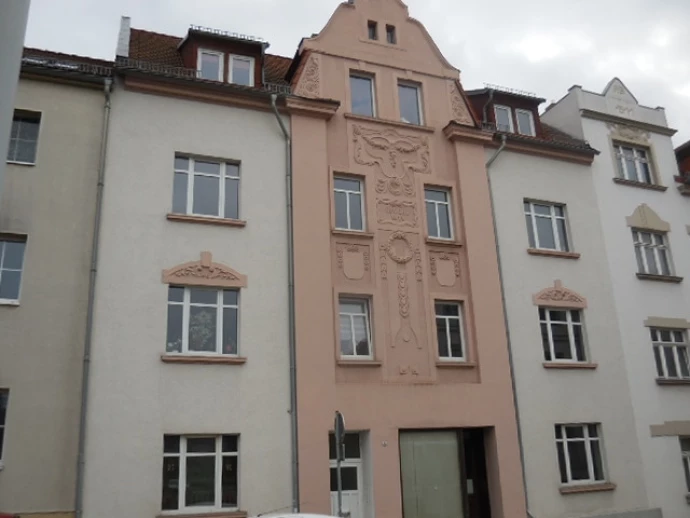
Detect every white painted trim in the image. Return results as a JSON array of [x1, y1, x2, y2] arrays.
[[338, 297, 374, 359], [334, 176, 365, 231], [424, 188, 454, 240], [434, 301, 467, 361], [494, 104, 514, 133], [515, 108, 535, 136], [228, 54, 255, 87], [197, 49, 224, 82]]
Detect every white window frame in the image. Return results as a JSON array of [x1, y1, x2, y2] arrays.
[[329, 433, 364, 516], [174, 157, 240, 220], [334, 176, 365, 231], [350, 73, 376, 117], [494, 104, 514, 133], [633, 230, 671, 276], [228, 54, 255, 87], [524, 201, 569, 251], [162, 435, 239, 513], [339, 298, 373, 360], [614, 144, 654, 184], [515, 109, 535, 136], [681, 438, 690, 492], [7, 110, 41, 165], [197, 49, 224, 81], [556, 424, 606, 486], [652, 328, 690, 380], [398, 81, 423, 125], [424, 188, 453, 240], [539, 308, 586, 363], [167, 287, 239, 356], [0, 238, 26, 304], [435, 302, 466, 362]]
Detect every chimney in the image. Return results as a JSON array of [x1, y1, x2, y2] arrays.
[[116, 16, 131, 57]]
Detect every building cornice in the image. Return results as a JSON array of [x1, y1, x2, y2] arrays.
[[284, 96, 340, 120], [442, 122, 493, 144], [580, 109, 677, 136]]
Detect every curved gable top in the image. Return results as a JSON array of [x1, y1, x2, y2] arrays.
[[532, 280, 587, 309], [162, 251, 247, 288], [626, 204, 670, 232]]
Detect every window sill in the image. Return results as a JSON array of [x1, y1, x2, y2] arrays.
[[612, 177, 667, 192], [436, 361, 476, 369], [344, 112, 435, 133], [543, 362, 598, 370], [0, 300, 20, 307], [161, 354, 247, 365], [656, 378, 690, 386], [157, 511, 247, 518], [636, 273, 683, 284], [527, 248, 581, 260], [426, 237, 462, 247], [559, 482, 616, 495], [166, 213, 247, 228], [337, 359, 382, 367], [6, 160, 36, 167], [331, 229, 375, 239]]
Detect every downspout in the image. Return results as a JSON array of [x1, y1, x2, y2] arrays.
[[482, 89, 495, 127], [270, 94, 299, 513], [74, 76, 112, 518], [485, 135, 534, 518]]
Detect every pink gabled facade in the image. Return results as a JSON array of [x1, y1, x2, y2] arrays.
[[288, 1, 526, 517]]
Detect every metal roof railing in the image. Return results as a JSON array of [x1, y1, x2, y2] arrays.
[[22, 54, 112, 77]]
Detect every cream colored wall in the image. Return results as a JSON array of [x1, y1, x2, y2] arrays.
[[0, 77, 104, 513]]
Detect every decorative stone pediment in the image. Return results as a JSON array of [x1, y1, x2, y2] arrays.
[[606, 122, 650, 144], [294, 53, 321, 99], [162, 252, 247, 288], [449, 81, 474, 126], [532, 280, 587, 309], [626, 204, 670, 232]]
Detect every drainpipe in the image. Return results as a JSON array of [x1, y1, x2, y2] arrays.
[[74, 76, 112, 518], [485, 135, 533, 518], [481, 88, 495, 127], [270, 94, 299, 513]]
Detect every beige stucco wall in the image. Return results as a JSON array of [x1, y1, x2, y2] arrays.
[[0, 77, 104, 513]]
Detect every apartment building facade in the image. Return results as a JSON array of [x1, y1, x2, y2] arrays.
[[0, 51, 111, 517], [287, 1, 526, 517], [468, 87, 660, 518], [81, 21, 296, 517], [544, 79, 690, 518]]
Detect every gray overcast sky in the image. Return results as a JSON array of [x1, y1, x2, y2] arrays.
[[24, 0, 690, 146]]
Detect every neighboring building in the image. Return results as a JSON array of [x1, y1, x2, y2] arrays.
[[544, 79, 690, 518], [81, 19, 296, 518], [675, 139, 690, 196], [468, 86, 660, 518], [287, 1, 526, 517], [0, 50, 111, 517]]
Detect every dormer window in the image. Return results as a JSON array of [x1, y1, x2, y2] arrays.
[[368, 21, 378, 40], [198, 49, 223, 81], [516, 109, 535, 136], [229, 55, 254, 87], [494, 105, 514, 133]]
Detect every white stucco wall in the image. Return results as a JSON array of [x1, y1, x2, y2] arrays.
[[544, 83, 690, 518], [82, 86, 292, 518], [489, 149, 652, 518]]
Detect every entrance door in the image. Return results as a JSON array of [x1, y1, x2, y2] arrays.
[[330, 433, 364, 518], [399, 431, 465, 518]]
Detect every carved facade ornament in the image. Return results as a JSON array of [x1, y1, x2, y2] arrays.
[[336, 243, 370, 281], [414, 249, 423, 282], [532, 280, 587, 309], [397, 272, 410, 318], [294, 53, 320, 98], [394, 272, 419, 349], [606, 122, 650, 144], [379, 245, 388, 280], [353, 125, 430, 198], [626, 204, 670, 232], [376, 199, 418, 227], [385, 232, 414, 264], [429, 252, 460, 287], [449, 81, 474, 126], [162, 252, 247, 288]]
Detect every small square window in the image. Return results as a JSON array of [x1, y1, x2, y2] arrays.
[[555, 423, 606, 485], [367, 21, 378, 40], [614, 144, 653, 184], [386, 25, 397, 44], [350, 74, 375, 117], [632, 230, 672, 276], [339, 297, 372, 359], [524, 201, 570, 252], [229, 55, 254, 87], [398, 82, 422, 125], [435, 302, 466, 361], [7, 110, 41, 164], [172, 156, 240, 220], [494, 105, 513, 133], [198, 50, 223, 81], [334, 176, 365, 231], [516, 109, 535, 136], [425, 188, 453, 239], [0, 237, 27, 303]]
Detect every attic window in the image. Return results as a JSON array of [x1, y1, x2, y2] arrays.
[[516, 109, 535, 136], [386, 25, 397, 44], [368, 21, 378, 40], [229, 55, 254, 87], [198, 49, 223, 81], [494, 105, 514, 133]]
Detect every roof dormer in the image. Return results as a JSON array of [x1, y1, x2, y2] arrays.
[[466, 84, 546, 138]]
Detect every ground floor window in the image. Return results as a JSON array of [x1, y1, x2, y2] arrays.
[[555, 424, 605, 485]]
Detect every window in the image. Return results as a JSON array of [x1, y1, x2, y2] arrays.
[[198, 50, 224, 81], [329, 433, 363, 515], [339, 298, 372, 359], [0, 390, 7, 461], [425, 188, 453, 240], [633, 231, 671, 276], [386, 25, 397, 44], [539, 308, 586, 362], [7, 110, 40, 164], [516, 109, 535, 136], [494, 105, 513, 133], [652, 328, 690, 380], [172, 156, 240, 220], [614, 144, 653, 184], [166, 287, 239, 356], [334, 177, 364, 231], [555, 424, 605, 485], [0, 238, 26, 302], [162, 435, 238, 512], [524, 201, 569, 251], [681, 438, 690, 492], [435, 302, 465, 361], [229, 55, 254, 87], [350, 74, 375, 117], [398, 82, 422, 125], [367, 21, 378, 40]]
